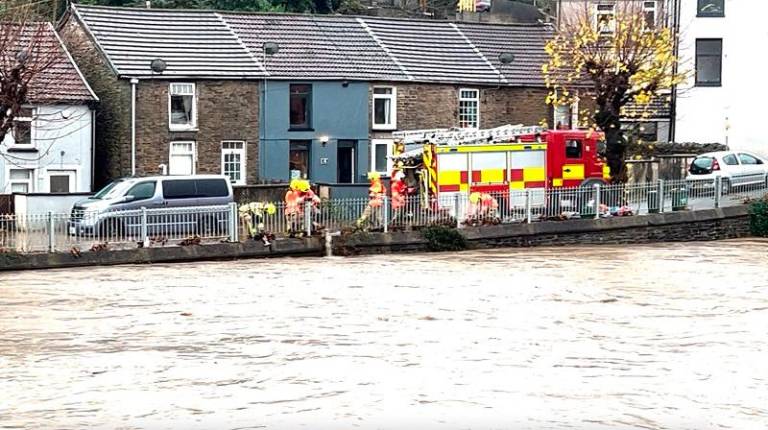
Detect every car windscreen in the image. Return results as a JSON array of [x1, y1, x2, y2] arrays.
[[690, 157, 713, 174], [90, 179, 128, 200]]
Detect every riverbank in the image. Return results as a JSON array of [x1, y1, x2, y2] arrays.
[[0, 204, 751, 272]]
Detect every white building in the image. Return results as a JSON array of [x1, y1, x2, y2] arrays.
[[0, 23, 97, 194], [674, 0, 768, 156]]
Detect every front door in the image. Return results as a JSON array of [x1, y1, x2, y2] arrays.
[[337, 140, 356, 183]]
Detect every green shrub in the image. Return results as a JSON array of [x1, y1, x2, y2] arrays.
[[421, 225, 467, 252], [749, 197, 768, 237]]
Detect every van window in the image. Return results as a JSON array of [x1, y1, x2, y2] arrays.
[[163, 180, 196, 199], [126, 181, 156, 200], [566, 139, 582, 159], [196, 179, 229, 197]]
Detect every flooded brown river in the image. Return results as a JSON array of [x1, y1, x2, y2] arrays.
[[1, 240, 768, 430]]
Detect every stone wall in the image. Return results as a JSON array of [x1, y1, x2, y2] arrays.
[[133, 80, 260, 183], [60, 18, 132, 187]]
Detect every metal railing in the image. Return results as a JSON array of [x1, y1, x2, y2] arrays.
[[2, 174, 767, 255]]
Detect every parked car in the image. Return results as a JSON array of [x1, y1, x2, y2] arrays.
[[69, 175, 234, 237], [685, 151, 768, 194]]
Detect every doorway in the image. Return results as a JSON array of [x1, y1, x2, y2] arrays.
[[337, 140, 356, 183]]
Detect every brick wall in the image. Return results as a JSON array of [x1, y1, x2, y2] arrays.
[[369, 82, 551, 137], [60, 18, 132, 187], [134, 80, 260, 184]]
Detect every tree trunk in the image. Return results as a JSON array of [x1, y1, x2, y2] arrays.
[[595, 107, 627, 183]]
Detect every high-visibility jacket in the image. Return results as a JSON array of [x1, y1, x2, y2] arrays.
[[391, 179, 406, 210], [285, 190, 301, 215], [480, 193, 498, 211], [368, 179, 385, 207]]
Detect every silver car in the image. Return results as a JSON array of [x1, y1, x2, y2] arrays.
[[69, 175, 234, 237]]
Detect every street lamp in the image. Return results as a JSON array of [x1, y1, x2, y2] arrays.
[[261, 42, 279, 182]]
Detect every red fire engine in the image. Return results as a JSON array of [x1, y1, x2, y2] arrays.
[[392, 125, 610, 203]]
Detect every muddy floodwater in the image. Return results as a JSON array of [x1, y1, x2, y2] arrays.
[[1, 240, 768, 430]]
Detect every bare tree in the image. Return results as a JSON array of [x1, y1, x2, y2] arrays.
[[543, 1, 686, 182], [1, 2, 66, 146]]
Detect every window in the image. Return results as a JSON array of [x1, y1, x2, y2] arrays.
[[47, 170, 76, 193], [126, 181, 156, 200], [221, 141, 246, 185], [169, 142, 196, 175], [9, 168, 34, 193], [458, 88, 479, 129], [372, 87, 397, 130], [739, 153, 762, 165], [337, 140, 357, 183], [371, 139, 393, 175], [289, 84, 312, 129], [638, 122, 658, 142], [11, 108, 34, 147], [162, 179, 196, 199], [196, 179, 229, 197], [643, 1, 657, 28], [553, 99, 579, 130], [169, 83, 196, 130], [697, 0, 724, 17], [595, 3, 616, 33], [695, 39, 722, 86], [722, 154, 739, 166], [565, 140, 583, 159], [289, 140, 310, 179]]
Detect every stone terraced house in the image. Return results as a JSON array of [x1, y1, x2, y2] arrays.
[[60, 4, 558, 189]]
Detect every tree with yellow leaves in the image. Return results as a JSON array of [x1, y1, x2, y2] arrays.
[[543, 1, 686, 182]]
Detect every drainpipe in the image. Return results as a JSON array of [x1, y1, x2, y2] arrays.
[[130, 77, 138, 176], [91, 108, 96, 191]]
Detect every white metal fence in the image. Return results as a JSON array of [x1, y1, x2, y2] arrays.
[[1, 175, 766, 254]]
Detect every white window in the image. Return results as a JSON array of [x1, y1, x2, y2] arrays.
[[595, 3, 616, 33], [221, 141, 246, 185], [371, 139, 394, 175], [10, 108, 35, 147], [47, 170, 76, 193], [458, 88, 480, 129], [553, 99, 579, 130], [169, 83, 196, 131], [643, 1, 657, 29], [372, 87, 397, 130], [169, 141, 196, 175], [8, 168, 34, 193]]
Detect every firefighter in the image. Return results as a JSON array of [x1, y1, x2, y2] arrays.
[[480, 192, 500, 223], [284, 179, 303, 237], [357, 172, 386, 229], [298, 179, 321, 235], [239, 202, 277, 246], [390, 170, 407, 225], [466, 192, 482, 225]]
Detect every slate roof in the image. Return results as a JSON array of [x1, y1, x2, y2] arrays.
[[71, 4, 555, 87], [1, 22, 97, 103]]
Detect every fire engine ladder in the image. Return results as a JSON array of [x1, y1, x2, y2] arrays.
[[392, 124, 545, 146]]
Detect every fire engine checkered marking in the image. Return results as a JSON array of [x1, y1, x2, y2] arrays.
[[481, 169, 505, 183], [438, 170, 461, 185], [523, 167, 545, 182], [562, 164, 585, 180]]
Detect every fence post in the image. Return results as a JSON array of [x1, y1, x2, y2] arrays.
[[382, 196, 389, 233], [304, 201, 312, 237], [47, 211, 55, 253], [454, 194, 461, 229], [658, 179, 665, 213], [140, 207, 149, 247], [594, 184, 601, 220], [525, 189, 532, 223], [714, 175, 722, 208], [228, 202, 239, 242]]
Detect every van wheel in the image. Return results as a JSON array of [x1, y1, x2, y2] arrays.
[[198, 216, 216, 236], [99, 218, 124, 240]]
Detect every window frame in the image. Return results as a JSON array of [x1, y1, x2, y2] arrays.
[[168, 141, 197, 176], [168, 83, 197, 131], [289, 140, 311, 180], [643, 1, 657, 29], [221, 141, 247, 186], [738, 153, 762, 165], [8, 107, 36, 148], [695, 38, 723, 87], [6, 167, 35, 193], [594, 2, 616, 34], [565, 139, 583, 159], [458, 88, 480, 129], [372, 86, 397, 131], [45, 169, 77, 193], [371, 138, 394, 176], [697, 0, 724, 17], [289, 83, 313, 130]]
